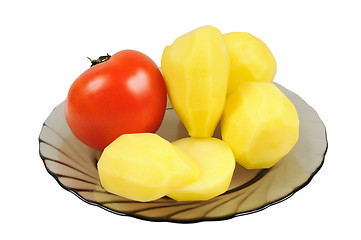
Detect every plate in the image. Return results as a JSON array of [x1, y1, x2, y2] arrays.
[[38, 83, 327, 223]]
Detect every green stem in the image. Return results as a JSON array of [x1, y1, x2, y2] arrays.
[[87, 53, 111, 67]]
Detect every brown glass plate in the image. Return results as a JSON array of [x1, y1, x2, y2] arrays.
[[38, 83, 327, 223]]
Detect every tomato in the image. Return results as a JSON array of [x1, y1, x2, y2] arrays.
[[64, 50, 167, 151]]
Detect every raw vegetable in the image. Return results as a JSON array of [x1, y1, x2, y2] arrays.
[[97, 133, 199, 202], [168, 137, 235, 201], [221, 82, 299, 169], [161, 25, 230, 137], [223, 32, 277, 96], [65, 50, 167, 151]]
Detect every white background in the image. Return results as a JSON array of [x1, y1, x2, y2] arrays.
[[1, 0, 360, 239]]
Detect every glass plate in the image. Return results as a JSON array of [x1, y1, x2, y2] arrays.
[[38, 83, 327, 223]]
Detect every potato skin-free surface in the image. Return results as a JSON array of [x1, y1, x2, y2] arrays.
[[221, 82, 299, 169], [97, 133, 199, 202], [161, 25, 230, 137], [223, 32, 277, 96], [168, 137, 235, 201]]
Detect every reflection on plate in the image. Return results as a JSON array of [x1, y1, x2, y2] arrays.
[[38, 83, 327, 223]]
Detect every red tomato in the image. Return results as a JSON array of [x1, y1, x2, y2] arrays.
[[64, 50, 167, 151]]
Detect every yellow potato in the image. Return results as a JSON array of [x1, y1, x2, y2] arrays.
[[168, 137, 235, 201], [223, 32, 277, 96], [97, 133, 199, 202], [221, 82, 299, 169], [161, 25, 230, 137]]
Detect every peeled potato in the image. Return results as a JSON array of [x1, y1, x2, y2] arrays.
[[161, 25, 230, 137], [97, 133, 199, 202], [223, 32, 277, 96], [221, 82, 299, 169], [167, 137, 235, 201]]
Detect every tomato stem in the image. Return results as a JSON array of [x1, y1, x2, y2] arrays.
[[87, 53, 111, 67]]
